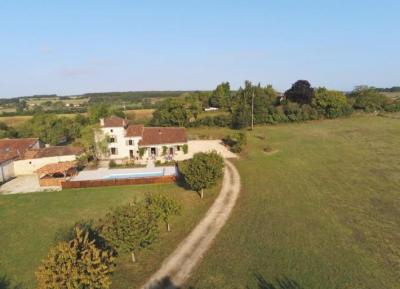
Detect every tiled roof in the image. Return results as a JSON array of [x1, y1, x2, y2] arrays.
[[125, 125, 144, 137], [22, 146, 84, 159], [139, 127, 187, 146], [102, 116, 126, 127], [0, 138, 39, 164], [36, 161, 78, 176]]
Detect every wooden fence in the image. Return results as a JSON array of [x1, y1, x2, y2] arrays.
[[61, 175, 177, 189]]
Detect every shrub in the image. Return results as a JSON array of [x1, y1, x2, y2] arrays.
[[223, 132, 247, 153], [36, 227, 115, 289], [182, 144, 189, 154], [109, 160, 117, 168], [138, 147, 146, 158], [313, 88, 353, 118], [162, 146, 168, 156], [350, 87, 389, 112], [178, 151, 224, 198]]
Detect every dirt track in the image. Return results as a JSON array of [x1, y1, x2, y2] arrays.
[[140, 160, 241, 289]]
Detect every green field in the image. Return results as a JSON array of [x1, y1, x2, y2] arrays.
[[188, 115, 400, 289], [0, 183, 219, 289]]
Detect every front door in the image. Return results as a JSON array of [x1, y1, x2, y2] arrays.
[[129, 150, 134, 158], [169, 147, 174, 155], [151, 147, 156, 156]]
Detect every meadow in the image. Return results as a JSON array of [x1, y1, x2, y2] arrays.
[[0, 183, 219, 289], [188, 115, 400, 289]]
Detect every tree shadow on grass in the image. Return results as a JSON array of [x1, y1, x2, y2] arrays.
[[249, 273, 304, 289], [0, 275, 23, 289]]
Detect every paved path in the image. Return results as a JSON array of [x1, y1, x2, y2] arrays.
[[140, 160, 241, 289]]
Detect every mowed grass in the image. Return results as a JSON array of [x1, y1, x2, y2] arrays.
[[188, 115, 400, 289], [0, 183, 219, 289]]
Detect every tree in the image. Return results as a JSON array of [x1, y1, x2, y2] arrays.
[[178, 151, 224, 199], [284, 80, 314, 105], [36, 227, 115, 289], [209, 82, 231, 108], [98, 202, 159, 262], [145, 194, 182, 232], [151, 99, 191, 127], [313, 87, 353, 118]]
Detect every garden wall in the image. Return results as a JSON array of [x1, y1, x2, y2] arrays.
[[61, 175, 176, 189]]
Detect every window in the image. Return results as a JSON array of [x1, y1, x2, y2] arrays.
[[110, 148, 117, 155], [109, 136, 116, 143], [128, 139, 134, 146], [110, 129, 113, 133], [177, 145, 181, 151]]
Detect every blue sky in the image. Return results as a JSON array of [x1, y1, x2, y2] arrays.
[[0, 0, 399, 97]]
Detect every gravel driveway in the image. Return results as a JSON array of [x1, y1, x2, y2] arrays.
[[140, 160, 241, 289]]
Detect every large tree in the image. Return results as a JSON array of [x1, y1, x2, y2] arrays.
[[284, 80, 314, 105], [150, 99, 191, 127], [178, 151, 224, 199], [209, 82, 231, 108], [36, 227, 115, 289]]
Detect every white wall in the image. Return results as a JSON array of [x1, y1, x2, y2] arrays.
[[13, 155, 77, 175], [0, 160, 15, 182], [100, 127, 141, 160]]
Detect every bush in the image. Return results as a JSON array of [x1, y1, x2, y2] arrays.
[[36, 227, 115, 289], [350, 87, 389, 112], [182, 144, 188, 154], [313, 88, 353, 118], [145, 194, 182, 232], [223, 132, 247, 153], [178, 151, 224, 198], [109, 160, 117, 168]]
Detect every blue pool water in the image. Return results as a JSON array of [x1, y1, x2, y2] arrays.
[[103, 170, 164, 180]]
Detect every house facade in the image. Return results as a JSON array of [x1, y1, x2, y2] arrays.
[[98, 116, 188, 162]]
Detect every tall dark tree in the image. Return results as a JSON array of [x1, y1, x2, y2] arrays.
[[284, 80, 314, 105]]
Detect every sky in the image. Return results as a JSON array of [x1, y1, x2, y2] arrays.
[[0, 0, 399, 98]]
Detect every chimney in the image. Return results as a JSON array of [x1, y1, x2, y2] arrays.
[[100, 118, 104, 126]]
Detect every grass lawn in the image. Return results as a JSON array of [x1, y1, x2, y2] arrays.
[[0, 183, 219, 289], [188, 115, 400, 289]]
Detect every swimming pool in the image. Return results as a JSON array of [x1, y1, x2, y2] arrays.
[[103, 169, 164, 180]]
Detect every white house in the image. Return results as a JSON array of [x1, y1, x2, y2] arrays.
[[98, 116, 188, 162]]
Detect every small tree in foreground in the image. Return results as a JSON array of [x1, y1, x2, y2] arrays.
[[98, 202, 159, 262], [36, 227, 115, 289], [145, 194, 182, 232], [178, 151, 224, 199]]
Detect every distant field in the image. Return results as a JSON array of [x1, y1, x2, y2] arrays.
[[0, 183, 219, 289], [26, 97, 90, 106], [188, 115, 400, 289], [382, 92, 400, 99], [126, 108, 155, 123], [0, 109, 154, 128]]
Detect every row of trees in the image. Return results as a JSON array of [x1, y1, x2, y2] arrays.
[[36, 194, 181, 288], [151, 80, 400, 130], [35, 151, 225, 288]]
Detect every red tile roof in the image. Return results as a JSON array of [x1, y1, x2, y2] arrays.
[[0, 138, 39, 164], [36, 161, 78, 176], [22, 146, 84, 159], [102, 116, 127, 127], [139, 127, 187, 146], [125, 125, 144, 137]]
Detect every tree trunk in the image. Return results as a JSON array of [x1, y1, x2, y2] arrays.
[[167, 222, 171, 232], [131, 252, 136, 263], [200, 188, 204, 199]]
